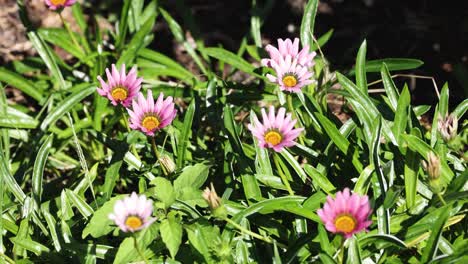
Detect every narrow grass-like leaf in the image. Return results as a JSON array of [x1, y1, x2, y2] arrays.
[[66, 189, 93, 218], [303, 164, 335, 193], [311, 29, 334, 51], [138, 48, 195, 80], [177, 100, 195, 168], [38, 28, 86, 61], [346, 237, 362, 264], [421, 204, 452, 263], [452, 99, 467, 118], [42, 207, 61, 252], [40, 85, 95, 130], [393, 85, 410, 146], [204, 47, 255, 73], [381, 63, 399, 111], [350, 58, 424, 74], [32, 135, 53, 203], [28, 32, 66, 88], [438, 83, 449, 118], [0, 68, 44, 102], [300, 0, 318, 48], [115, 0, 131, 50], [279, 150, 307, 183], [10, 237, 49, 256], [359, 234, 407, 249], [355, 40, 368, 93], [404, 144, 419, 209]]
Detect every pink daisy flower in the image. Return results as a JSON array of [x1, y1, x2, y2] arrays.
[[97, 64, 143, 107], [266, 55, 315, 93], [261, 38, 316, 68], [45, 0, 76, 10], [127, 90, 177, 136], [248, 106, 304, 152], [317, 188, 372, 239], [108, 192, 156, 233]]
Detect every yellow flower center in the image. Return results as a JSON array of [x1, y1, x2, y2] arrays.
[[125, 216, 143, 230], [142, 115, 160, 131], [50, 0, 67, 5], [111, 87, 128, 101], [264, 130, 282, 146], [282, 75, 297, 87], [334, 214, 356, 233]]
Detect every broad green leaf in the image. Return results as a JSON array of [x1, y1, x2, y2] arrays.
[[300, 0, 319, 48], [174, 163, 210, 191], [160, 211, 183, 258], [355, 40, 368, 93], [40, 85, 96, 130], [152, 177, 176, 208], [82, 196, 124, 238], [113, 223, 159, 264]]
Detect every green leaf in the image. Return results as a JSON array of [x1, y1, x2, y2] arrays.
[[32, 135, 53, 203], [452, 99, 467, 118], [359, 234, 407, 249], [10, 237, 49, 256], [0, 107, 38, 129], [311, 29, 334, 51], [40, 85, 96, 130], [138, 48, 195, 80], [176, 100, 195, 168], [350, 58, 424, 74], [346, 237, 362, 264], [381, 63, 399, 111], [117, 13, 156, 66], [300, 0, 319, 48], [303, 164, 335, 194], [38, 28, 86, 61], [0, 68, 44, 102], [42, 206, 61, 252], [65, 189, 93, 218], [279, 150, 307, 183], [113, 223, 159, 264], [151, 177, 176, 208], [160, 211, 183, 258], [174, 163, 210, 191], [82, 196, 124, 238], [28, 32, 66, 88], [204, 47, 255, 73], [392, 85, 410, 146], [115, 0, 131, 50], [421, 204, 452, 263], [355, 40, 368, 93], [438, 83, 449, 118]]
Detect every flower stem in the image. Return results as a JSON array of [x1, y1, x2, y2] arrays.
[[58, 12, 83, 53], [286, 94, 305, 145], [337, 238, 345, 264], [273, 153, 294, 195], [151, 137, 168, 176], [133, 235, 148, 264], [223, 217, 273, 244], [437, 192, 447, 206], [119, 107, 141, 161]]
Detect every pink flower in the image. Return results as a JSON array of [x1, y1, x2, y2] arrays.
[[97, 64, 143, 107], [248, 106, 303, 152], [127, 90, 177, 136], [108, 192, 155, 233], [317, 188, 372, 239], [45, 0, 76, 10], [261, 38, 316, 68], [266, 55, 315, 93]]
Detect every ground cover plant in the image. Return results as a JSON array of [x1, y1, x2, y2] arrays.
[[0, 0, 467, 263]]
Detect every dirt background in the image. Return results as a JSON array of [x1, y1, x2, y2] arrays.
[[2, 0, 467, 109]]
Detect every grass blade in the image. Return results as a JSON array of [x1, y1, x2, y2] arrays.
[[32, 135, 53, 203], [177, 99, 195, 168]]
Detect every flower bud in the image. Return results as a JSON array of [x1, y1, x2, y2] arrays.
[[203, 183, 227, 218], [159, 154, 176, 174], [422, 152, 443, 193], [438, 114, 458, 142]]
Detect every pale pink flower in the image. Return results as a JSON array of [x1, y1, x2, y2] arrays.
[[108, 192, 155, 233], [317, 188, 372, 239], [45, 0, 76, 10], [266, 55, 315, 93], [248, 106, 303, 152], [127, 90, 177, 136], [261, 38, 316, 68], [97, 64, 143, 107]]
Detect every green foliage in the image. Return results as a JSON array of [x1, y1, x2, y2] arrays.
[[0, 0, 465, 263]]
